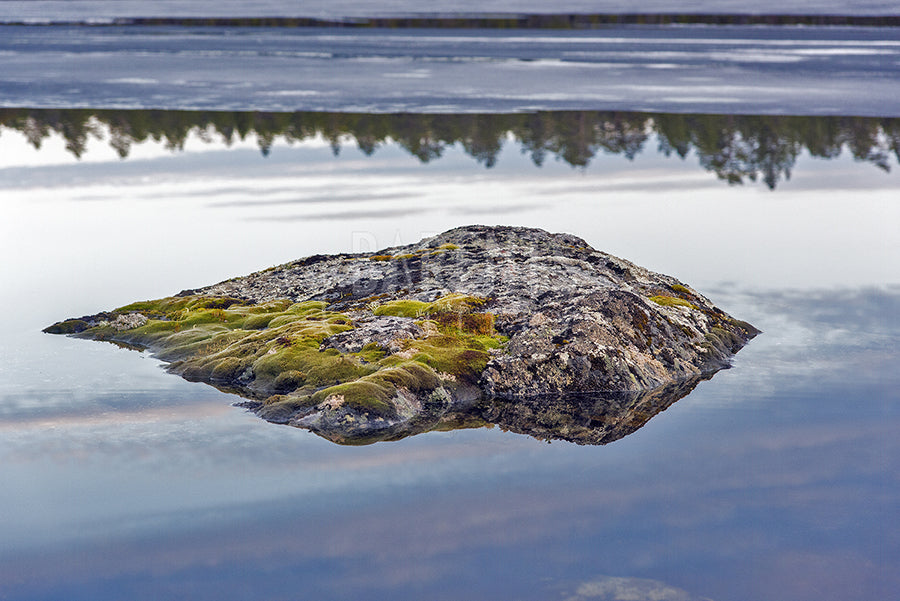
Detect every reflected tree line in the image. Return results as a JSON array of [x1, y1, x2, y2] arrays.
[[1, 108, 898, 188], [42, 14, 900, 28]]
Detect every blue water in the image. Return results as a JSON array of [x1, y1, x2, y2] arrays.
[[1, 288, 897, 600], [2, 24, 900, 114], [1, 18, 899, 601], [1, 0, 898, 21]]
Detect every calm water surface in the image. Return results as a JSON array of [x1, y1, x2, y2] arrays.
[[3, 24, 900, 114], [1, 107, 898, 600], [2, 0, 898, 21]]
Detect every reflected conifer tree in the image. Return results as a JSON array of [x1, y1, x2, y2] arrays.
[[1, 108, 897, 188]]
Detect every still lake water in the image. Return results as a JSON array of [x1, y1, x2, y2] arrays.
[[1, 21, 899, 601], [3, 24, 900, 114], [2, 0, 899, 21]]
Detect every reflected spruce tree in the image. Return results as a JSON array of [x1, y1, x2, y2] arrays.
[[655, 114, 802, 188], [1, 108, 898, 189]]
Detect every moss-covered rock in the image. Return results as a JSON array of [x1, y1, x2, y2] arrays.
[[44, 288, 507, 432], [45, 225, 758, 445]]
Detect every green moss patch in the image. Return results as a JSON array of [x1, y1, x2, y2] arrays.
[[307, 362, 441, 419], [373, 299, 429, 318], [286, 292, 504, 418], [43, 319, 90, 334], [426, 293, 486, 314], [47, 292, 507, 425], [373, 293, 489, 321], [649, 295, 699, 309], [353, 342, 387, 364]]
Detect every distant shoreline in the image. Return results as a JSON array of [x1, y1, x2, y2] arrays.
[[4, 13, 900, 28]]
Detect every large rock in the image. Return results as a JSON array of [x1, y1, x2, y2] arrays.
[[45, 225, 758, 444]]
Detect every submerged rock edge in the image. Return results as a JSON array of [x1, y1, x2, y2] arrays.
[[45, 225, 759, 444]]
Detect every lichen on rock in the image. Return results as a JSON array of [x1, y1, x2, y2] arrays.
[[44, 225, 758, 445]]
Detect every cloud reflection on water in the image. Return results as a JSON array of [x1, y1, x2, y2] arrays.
[[207, 189, 420, 207], [248, 207, 432, 221], [0, 102, 898, 599], [2, 398, 896, 601], [564, 576, 712, 601], [0, 286, 897, 600]]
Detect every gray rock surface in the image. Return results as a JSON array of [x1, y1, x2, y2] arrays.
[[47, 225, 758, 444], [199, 225, 758, 398], [322, 316, 424, 354]]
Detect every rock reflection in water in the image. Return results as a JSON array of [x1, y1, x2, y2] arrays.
[[481, 376, 708, 446], [279, 375, 709, 446]]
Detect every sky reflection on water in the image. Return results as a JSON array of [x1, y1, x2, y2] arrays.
[[0, 113, 898, 600], [2, 317, 897, 601], [2, 25, 900, 115], [4, 1, 900, 22]]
